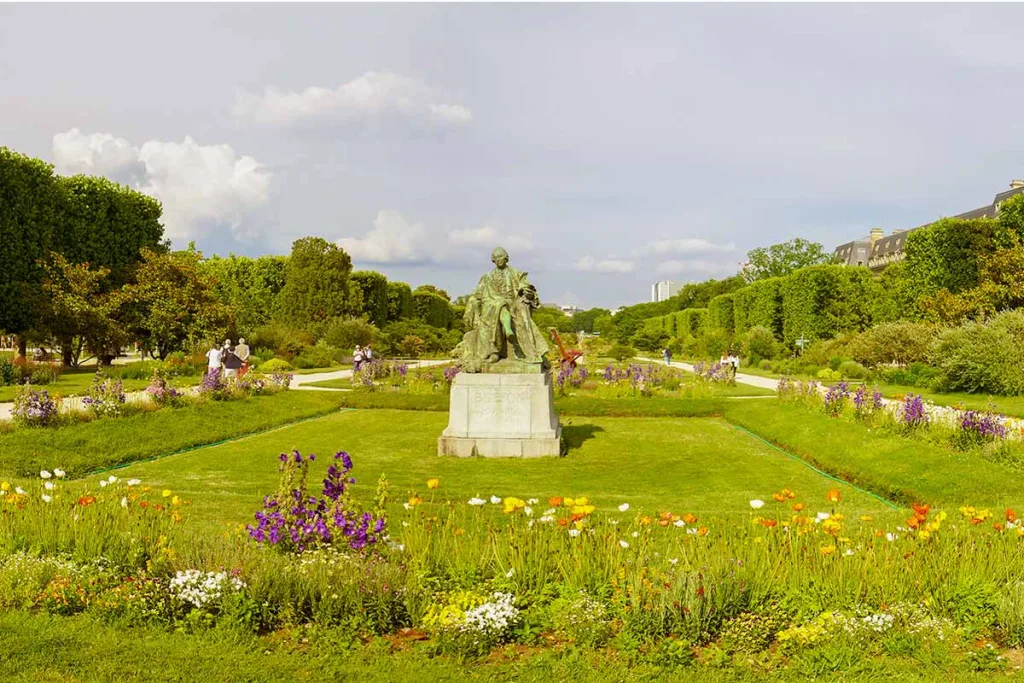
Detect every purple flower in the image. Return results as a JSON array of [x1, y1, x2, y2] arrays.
[[901, 394, 929, 428]]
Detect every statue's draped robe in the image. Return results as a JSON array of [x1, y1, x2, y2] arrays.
[[457, 266, 548, 370]]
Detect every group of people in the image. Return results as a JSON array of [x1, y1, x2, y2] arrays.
[[720, 349, 740, 380], [206, 338, 250, 378], [353, 344, 373, 371]]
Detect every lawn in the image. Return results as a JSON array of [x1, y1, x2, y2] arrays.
[[0, 390, 348, 479], [0, 370, 152, 403], [103, 408, 891, 535]]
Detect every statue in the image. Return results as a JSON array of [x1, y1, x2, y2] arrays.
[[454, 247, 550, 373]]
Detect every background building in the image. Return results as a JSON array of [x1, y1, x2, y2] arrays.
[[651, 280, 681, 302]]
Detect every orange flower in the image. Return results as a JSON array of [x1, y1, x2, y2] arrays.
[[826, 488, 842, 503], [760, 518, 778, 528], [557, 518, 569, 527], [549, 496, 564, 507], [912, 502, 930, 520], [772, 492, 786, 502], [77, 495, 96, 507], [970, 517, 984, 526], [659, 511, 673, 521], [782, 488, 796, 499], [453, 528, 465, 536], [1008, 508, 1018, 522], [906, 516, 921, 530], [792, 502, 806, 512], [994, 522, 1006, 532], [408, 495, 423, 507], [658, 519, 670, 527], [682, 513, 697, 524], [153, 504, 165, 511], [139, 501, 149, 508], [697, 526, 709, 536]]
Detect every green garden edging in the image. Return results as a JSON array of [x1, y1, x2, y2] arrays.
[[84, 408, 357, 479], [728, 422, 901, 510]]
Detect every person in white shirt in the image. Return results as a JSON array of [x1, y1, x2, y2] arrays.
[[353, 345, 363, 371], [205, 343, 223, 377], [235, 337, 251, 376], [727, 350, 740, 380], [364, 345, 373, 362]]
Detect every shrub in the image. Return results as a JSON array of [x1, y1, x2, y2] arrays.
[[741, 326, 778, 365], [250, 321, 315, 360], [838, 360, 870, 380], [930, 310, 1024, 395], [847, 322, 940, 368], [259, 358, 293, 373], [322, 317, 379, 352], [108, 361, 161, 381], [816, 368, 841, 382], [759, 359, 774, 371], [608, 344, 636, 362], [81, 374, 126, 418], [293, 342, 342, 369], [0, 356, 14, 386], [630, 328, 669, 353], [707, 294, 735, 335], [11, 385, 60, 427], [697, 328, 731, 360]]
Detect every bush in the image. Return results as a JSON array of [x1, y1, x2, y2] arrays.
[[630, 328, 668, 353], [249, 321, 314, 360], [759, 359, 774, 371], [930, 310, 1024, 395], [321, 317, 379, 353], [0, 356, 13, 386], [697, 328, 731, 360], [816, 368, 841, 382], [838, 360, 870, 380], [847, 322, 940, 368], [608, 344, 636, 362], [259, 358, 293, 373], [293, 342, 342, 369], [741, 326, 778, 365]]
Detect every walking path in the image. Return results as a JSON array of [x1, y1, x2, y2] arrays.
[[0, 359, 452, 421], [640, 358, 781, 393]]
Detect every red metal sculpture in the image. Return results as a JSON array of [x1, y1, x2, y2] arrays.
[[549, 328, 584, 369]]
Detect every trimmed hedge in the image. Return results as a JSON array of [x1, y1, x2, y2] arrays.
[[707, 294, 735, 335], [780, 265, 876, 345], [677, 308, 706, 339], [413, 291, 453, 329], [643, 316, 665, 334]]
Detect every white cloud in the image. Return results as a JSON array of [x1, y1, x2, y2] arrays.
[[233, 71, 473, 130], [52, 129, 270, 243], [644, 238, 737, 256], [447, 224, 533, 252], [337, 210, 431, 264], [575, 256, 636, 273]]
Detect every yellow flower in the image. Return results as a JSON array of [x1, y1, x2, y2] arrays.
[[821, 519, 842, 537], [426, 478, 440, 490], [820, 545, 836, 556], [0, 482, 9, 492], [503, 497, 526, 514], [408, 495, 423, 507], [171, 495, 181, 506], [564, 497, 575, 507], [859, 515, 873, 522], [575, 496, 589, 506], [162, 489, 172, 498]]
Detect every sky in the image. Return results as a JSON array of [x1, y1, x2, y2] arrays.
[[2, 4, 1023, 309]]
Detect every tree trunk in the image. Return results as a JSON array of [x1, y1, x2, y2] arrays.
[[61, 339, 74, 368], [16, 336, 26, 359]]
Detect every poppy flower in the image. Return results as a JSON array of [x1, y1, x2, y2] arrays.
[[549, 496, 564, 507], [760, 519, 778, 528], [792, 503, 806, 512], [683, 513, 697, 524], [826, 489, 842, 503], [426, 478, 440, 490], [772, 493, 786, 502], [1008, 508, 1018, 522], [697, 526, 709, 536], [77, 495, 96, 507]]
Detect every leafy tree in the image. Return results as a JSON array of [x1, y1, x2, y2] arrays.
[[351, 271, 390, 327], [570, 308, 611, 334], [122, 248, 234, 359], [743, 238, 831, 283], [277, 237, 360, 329], [202, 254, 287, 333], [322, 317, 379, 351], [920, 233, 1024, 323], [40, 254, 129, 366], [0, 148, 62, 353], [413, 290, 453, 328], [387, 282, 415, 321], [414, 284, 450, 301]]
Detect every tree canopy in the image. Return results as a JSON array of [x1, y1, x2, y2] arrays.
[[743, 238, 831, 283]]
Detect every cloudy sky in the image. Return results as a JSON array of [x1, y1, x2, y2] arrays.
[[2, 4, 1023, 308]]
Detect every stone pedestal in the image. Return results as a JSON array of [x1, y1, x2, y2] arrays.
[[438, 372, 561, 458]]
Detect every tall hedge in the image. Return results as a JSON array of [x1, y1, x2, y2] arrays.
[[387, 282, 414, 321], [781, 265, 875, 344], [743, 277, 784, 338], [643, 316, 665, 334], [678, 308, 707, 338], [707, 294, 735, 334], [413, 290, 453, 329], [351, 271, 390, 327]]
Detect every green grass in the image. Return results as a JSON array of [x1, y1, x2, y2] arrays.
[[290, 364, 352, 375], [0, 391, 348, 479], [723, 399, 1024, 507], [328, 391, 728, 417], [3, 611, 989, 683], [105, 409, 889, 535], [0, 371, 152, 403]]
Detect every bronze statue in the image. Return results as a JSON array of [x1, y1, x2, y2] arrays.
[[454, 247, 549, 372]]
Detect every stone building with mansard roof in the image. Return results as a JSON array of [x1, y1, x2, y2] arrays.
[[832, 180, 1024, 273]]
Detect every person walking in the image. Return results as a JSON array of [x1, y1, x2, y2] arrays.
[[205, 342, 223, 378], [364, 345, 373, 363], [222, 341, 242, 378], [235, 337, 251, 377], [663, 347, 671, 365], [727, 349, 739, 382], [353, 345, 364, 372]]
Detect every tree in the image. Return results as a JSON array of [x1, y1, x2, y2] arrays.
[[202, 254, 288, 333], [351, 271, 390, 327], [412, 290, 453, 328], [122, 248, 234, 359], [0, 148, 62, 353], [277, 237, 360, 329], [40, 254, 130, 366], [743, 238, 831, 283], [387, 282, 415, 321], [414, 284, 450, 301], [920, 233, 1024, 323], [570, 308, 611, 334]]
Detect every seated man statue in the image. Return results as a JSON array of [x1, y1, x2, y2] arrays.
[[455, 247, 549, 372]]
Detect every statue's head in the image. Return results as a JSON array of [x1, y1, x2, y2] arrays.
[[491, 247, 509, 268]]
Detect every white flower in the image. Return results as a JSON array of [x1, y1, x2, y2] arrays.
[[668, 558, 679, 565], [543, 508, 556, 516], [618, 503, 630, 512], [568, 528, 581, 537], [490, 495, 502, 505], [121, 497, 128, 509], [527, 498, 539, 505], [631, 531, 639, 538], [99, 480, 108, 488], [844, 549, 855, 556], [403, 502, 411, 510], [749, 499, 764, 510], [674, 519, 685, 527], [619, 540, 629, 548], [107, 475, 118, 484], [686, 528, 698, 535], [816, 512, 831, 521], [524, 506, 533, 517], [53, 469, 66, 479], [15, 487, 26, 495], [885, 532, 898, 542], [609, 519, 619, 525], [127, 479, 141, 486], [40, 470, 52, 479], [41, 494, 52, 503], [505, 568, 515, 578], [467, 497, 486, 506], [44, 481, 55, 491], [539, 515, 555, 523]]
